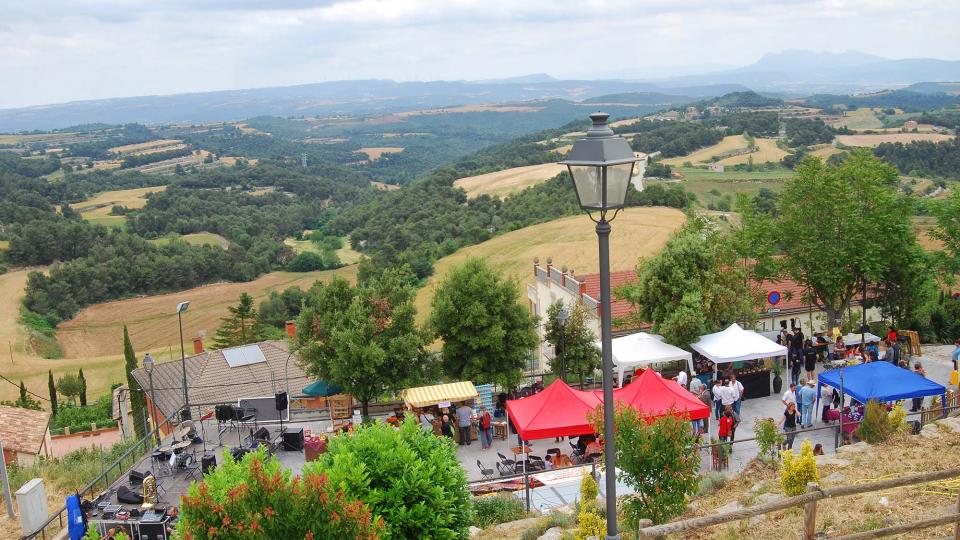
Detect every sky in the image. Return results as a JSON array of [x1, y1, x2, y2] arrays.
[[2, 0, 959, 109]]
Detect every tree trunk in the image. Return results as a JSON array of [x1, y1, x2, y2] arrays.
[[360, 399, 369, 423], [824, 306, 842, 331]]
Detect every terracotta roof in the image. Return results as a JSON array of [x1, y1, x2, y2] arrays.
[[131, 341, 312, 420], [0, 405, 50, 455], [577, 270, 640, 329]]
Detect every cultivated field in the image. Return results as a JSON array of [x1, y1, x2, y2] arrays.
[[831, 107, 883, 130], [669, 167, 794, 202], [717, 138, 789, 165], [76, 185, 167, 227], [283, 235, 363, 265], [370, 181, 400, 191], [662, 135, 751, 166], [413, 207, 686, 320], [453, 163, 567, 198], [355, 147, 404, 161], [808, 144, 843, 159], [836, 133, 955, 148], [56, 266, 359, 360], [150, 232, 229, 248], [108, 139, 183, 155]]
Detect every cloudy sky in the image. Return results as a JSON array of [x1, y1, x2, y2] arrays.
[[2, 0, 958, 109]]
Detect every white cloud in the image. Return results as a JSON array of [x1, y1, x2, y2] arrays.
[[0, 0, 957, 108]]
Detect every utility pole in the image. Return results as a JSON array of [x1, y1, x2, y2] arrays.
[[0, 434, 15, 518]]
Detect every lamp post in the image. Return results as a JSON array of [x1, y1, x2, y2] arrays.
[[556, 308, 569, 382], [176, 301, 191, 420], [143, 353, 159, 446], [561, 112, 640, 540]]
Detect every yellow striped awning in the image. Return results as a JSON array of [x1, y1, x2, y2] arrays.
[[402, 381, 478, 408]]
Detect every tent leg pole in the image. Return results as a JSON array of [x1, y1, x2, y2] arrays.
[[523, 439, 530, 512]]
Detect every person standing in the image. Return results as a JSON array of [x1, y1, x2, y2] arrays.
[[833, 336, 846, 361], [720, 379, 738, 417], [892, 339, 903, 367], [820, 385, 835, 423], [911, 363, 928, 412], [792, 327, 805, 365], [799, 379, 817, 428], [886, 325, 898, 344], [790, 348, 802, 387], [477, 406, 492, 449], [712, 379, 724, 420], [456, 403, 473, 445], [730, 374, 744, 416], [778, 402, 799, 450], [675, 369, 689, 389], [882, 339, 894, 363], [697, 386, 712, 434], [440, 414, 455, 439], [689, 374, 704, 395], [865, 340, 880, 362], [418, 410, 436, 432], [951, 339, 960, 371], [782, 383, 798, 409], [718, 407, 734, 444], [803, 339, 817, 381]]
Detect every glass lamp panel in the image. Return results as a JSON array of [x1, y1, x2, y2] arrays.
[[604, 162, 635, 208], [569, 165, 603, 209]]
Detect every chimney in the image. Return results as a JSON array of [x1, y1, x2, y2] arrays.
[[285, 321, 297, 339], [193, 337, 204, 354]]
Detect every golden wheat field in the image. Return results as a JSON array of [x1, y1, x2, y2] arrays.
[[453, 163, 567, 198], [836, 133, 955, 147]]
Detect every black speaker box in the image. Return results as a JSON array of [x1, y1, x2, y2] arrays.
[[275, 391, 288, 411], [282, 428, 304, 451], [215, 404, 232, 422], [201, 454, 217, 474], [128, 470, 146, 485], [253, 427, 270, 441], [138, 521, 169, 540]]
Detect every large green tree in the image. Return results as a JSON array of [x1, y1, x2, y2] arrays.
[[212, 293, 260, 349], [429, 258, 538, 387], [616, 219, 757, 347], [295, 269, 427, 419], [543, 300, 599, 386], [771, 150, 916, 325], [123, 325, 146, 439], [56, 374, 83, 405]]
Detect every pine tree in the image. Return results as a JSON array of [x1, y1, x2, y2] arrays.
[[78, 368, 87, 407], [48, 370, 58, 417], [213, 293, 259, 349], [124, 325, 146, 439], [19, 381, 27, 404]]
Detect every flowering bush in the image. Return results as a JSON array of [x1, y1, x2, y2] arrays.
[[579, 471, 599, 510], [317, 419, 471, 539], [780, 440, 819, 497], [176, 448, 383, 539], [574, 509, 606, 540]]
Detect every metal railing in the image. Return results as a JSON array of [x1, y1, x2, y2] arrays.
[[20, 405, 186, 540]]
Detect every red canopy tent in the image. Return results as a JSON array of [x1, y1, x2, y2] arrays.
[[599, 368, 710, 421], [506, 380, 601, 440]]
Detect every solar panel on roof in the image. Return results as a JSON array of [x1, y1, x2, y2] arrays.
[[223, 344, 267, 368]]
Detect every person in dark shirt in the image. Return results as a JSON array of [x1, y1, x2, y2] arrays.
[[803, 339, 817, 381]]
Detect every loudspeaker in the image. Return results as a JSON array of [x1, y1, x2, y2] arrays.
[[275, 392, 288, 412], [116, 486, 143, 505], [128, 470, 146, 485], [215, 405, 232, 422], [253, 427, 270, 441], [138, 521, 168, 540], [282, 428, 304, 451], [201, 454, 217, 475]]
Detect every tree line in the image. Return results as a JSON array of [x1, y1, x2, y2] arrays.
[[873, 138, 960, 179]]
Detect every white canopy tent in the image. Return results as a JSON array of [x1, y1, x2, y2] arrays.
[[690, 323, 787, 364], [841, 332, 882, 346], [594, 332, 692, 387]]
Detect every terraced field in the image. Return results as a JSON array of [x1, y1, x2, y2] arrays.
[[76, 185, 167, 227], [453, 163, 567, 198]]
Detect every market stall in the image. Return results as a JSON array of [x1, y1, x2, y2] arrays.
[[841, 332, 882, 346], [402, 381, 479, 443], [506, 380, 600, 441], [816, 361, 947, 408], [594, 332, 693, 387], [601, 368, 710, 420], [690, 323, 787, 399]]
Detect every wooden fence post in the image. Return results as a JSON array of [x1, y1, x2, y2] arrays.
[[804, 482, 820, 540], [954, 490, 959, 540]]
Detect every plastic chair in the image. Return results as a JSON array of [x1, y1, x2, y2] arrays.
[[477, 460, 495, 480]]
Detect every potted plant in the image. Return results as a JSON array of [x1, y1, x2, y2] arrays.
[[771, 358, 784, 394]]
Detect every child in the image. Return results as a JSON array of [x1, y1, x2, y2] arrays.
[[718, 407, 734, 444]]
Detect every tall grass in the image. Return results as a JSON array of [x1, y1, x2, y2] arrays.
[[8, 439, 139, 494]]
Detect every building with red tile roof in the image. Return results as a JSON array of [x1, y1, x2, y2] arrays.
[[0, 405, 51, 466]]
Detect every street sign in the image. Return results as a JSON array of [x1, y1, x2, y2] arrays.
[[767, 308, 781, 314], [767, 290, 781, 306]]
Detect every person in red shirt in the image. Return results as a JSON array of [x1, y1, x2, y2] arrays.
[[718, 408, 734, 443], [887, 326, 898, 343]]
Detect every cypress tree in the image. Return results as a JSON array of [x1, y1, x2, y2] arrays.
[[48, 370, 57, 417], [19, 381, 27, 404], [78, 368, 87, 407], [123, 325, 146, 439]]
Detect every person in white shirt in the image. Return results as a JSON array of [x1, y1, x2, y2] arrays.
[[729, 374, 745, 415], [720, 381, 738, 410], [782, 383, 798, 408], [689, 376, 704, 395], [675, 370, 688, 389]]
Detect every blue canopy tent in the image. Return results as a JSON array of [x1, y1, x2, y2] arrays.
[[302, 380, 344, 397], [817, 361, 947, 408]]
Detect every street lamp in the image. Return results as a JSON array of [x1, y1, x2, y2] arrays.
[[556, 307, 569, 382], [176, 301, 191, 420], [561, 112, 641, 540], [143, 353, 159, 446]]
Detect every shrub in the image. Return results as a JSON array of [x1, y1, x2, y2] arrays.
[[888, 403, 908, 435], [519, 513, 574, 540], [591, 405, 700, 525], [52, 394, 113, 430], [471, 494, 527, 528], [579, 471, 599, 509], [780, 440, 819, 496], [856, 400, 894, 444], [754, 418, 785, 461], [177, 448, 383, 539], [574, 510, 606, 540], [318, 419, 471, 539], [696, 472, 727, 496], [83, 528, 130, 540]]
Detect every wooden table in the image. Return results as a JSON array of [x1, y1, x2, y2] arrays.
[[510, 446, 532, 460], [493, 421, 507, 441]]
